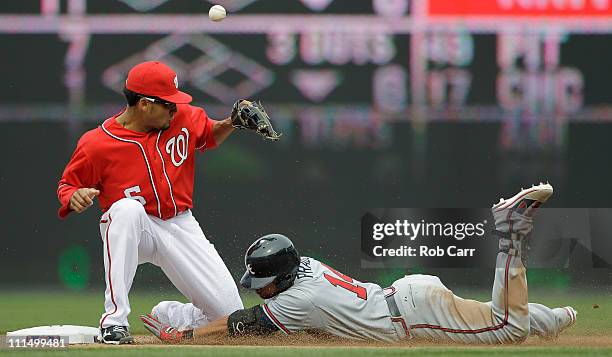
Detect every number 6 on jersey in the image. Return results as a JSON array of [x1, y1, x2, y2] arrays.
[[124, 185, 147, 205]]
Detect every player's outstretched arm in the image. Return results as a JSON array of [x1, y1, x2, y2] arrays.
[[140, 313, 229, 343], [209, 99, 262, 146], [68, 188, 100, 213], [194, 315, 231, 339], [140, 305, 279, 344], [206, 305, 279, 338], [210, 117, 235, 146], [209, 99, 260, 147]]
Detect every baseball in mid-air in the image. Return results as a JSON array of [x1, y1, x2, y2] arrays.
[[209, 5, 226, 22]]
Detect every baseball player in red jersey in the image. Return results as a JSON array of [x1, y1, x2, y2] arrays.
[[57, 61, 262, 344]]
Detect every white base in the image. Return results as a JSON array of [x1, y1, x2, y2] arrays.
[[7, 325, 99, 344]]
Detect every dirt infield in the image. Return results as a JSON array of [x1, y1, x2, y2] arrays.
[[118, 333, 612, 348]]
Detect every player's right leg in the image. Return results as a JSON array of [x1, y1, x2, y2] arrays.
[[486, 183, 554, 342], [151, 211, 244, 328], [395, 184, 553, 344], [98, 198, 157, 344]]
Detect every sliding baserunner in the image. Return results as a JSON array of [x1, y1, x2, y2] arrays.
[[142, 183, 576, 344]]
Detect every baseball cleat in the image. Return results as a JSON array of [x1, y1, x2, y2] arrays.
[[553, 306, 577, 334], [492, 183, 553, 265], [492, 182, 553, 214], [100, 325, 133, 345]]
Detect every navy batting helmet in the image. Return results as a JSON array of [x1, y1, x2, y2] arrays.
[[240, 234, 300, 292]]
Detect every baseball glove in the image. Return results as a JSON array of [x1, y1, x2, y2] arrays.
[[140, 314, 193, 343], [231, 100, 281, 141]]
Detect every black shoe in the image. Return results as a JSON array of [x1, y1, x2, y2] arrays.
[[100, 325, 134, 345]]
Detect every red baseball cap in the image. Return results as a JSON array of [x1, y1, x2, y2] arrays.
[[125, 61, 192, 104]]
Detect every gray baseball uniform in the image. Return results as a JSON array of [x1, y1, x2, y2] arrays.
[[153, 256, 574, 342], [152, 185, 576, 343], [262, 257, 402, 342], [261, 254, 573, 343]]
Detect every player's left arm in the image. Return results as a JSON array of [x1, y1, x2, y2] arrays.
[[193, 305, 279, 339], [207, 98, 267, 146], [140, 305, 278, 343], [210, 117, 235, 146]]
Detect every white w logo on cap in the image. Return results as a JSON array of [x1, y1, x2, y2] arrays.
[[173, 75, 178, 89]]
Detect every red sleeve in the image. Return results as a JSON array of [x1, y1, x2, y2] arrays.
[[191, 106, 218, 152], [57, 137, 100, 219]]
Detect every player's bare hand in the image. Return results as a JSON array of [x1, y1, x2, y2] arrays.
[[69, 188, 100, 213]]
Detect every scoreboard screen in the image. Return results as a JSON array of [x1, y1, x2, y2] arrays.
[[2, 0, 612, 128]]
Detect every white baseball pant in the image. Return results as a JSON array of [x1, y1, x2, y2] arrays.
[[98, 198, 244, 328]]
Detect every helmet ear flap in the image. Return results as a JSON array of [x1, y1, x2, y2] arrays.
[[273, 271, 298, 294]]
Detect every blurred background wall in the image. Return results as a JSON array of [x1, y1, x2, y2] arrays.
[[1, 0, 611, 292]]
